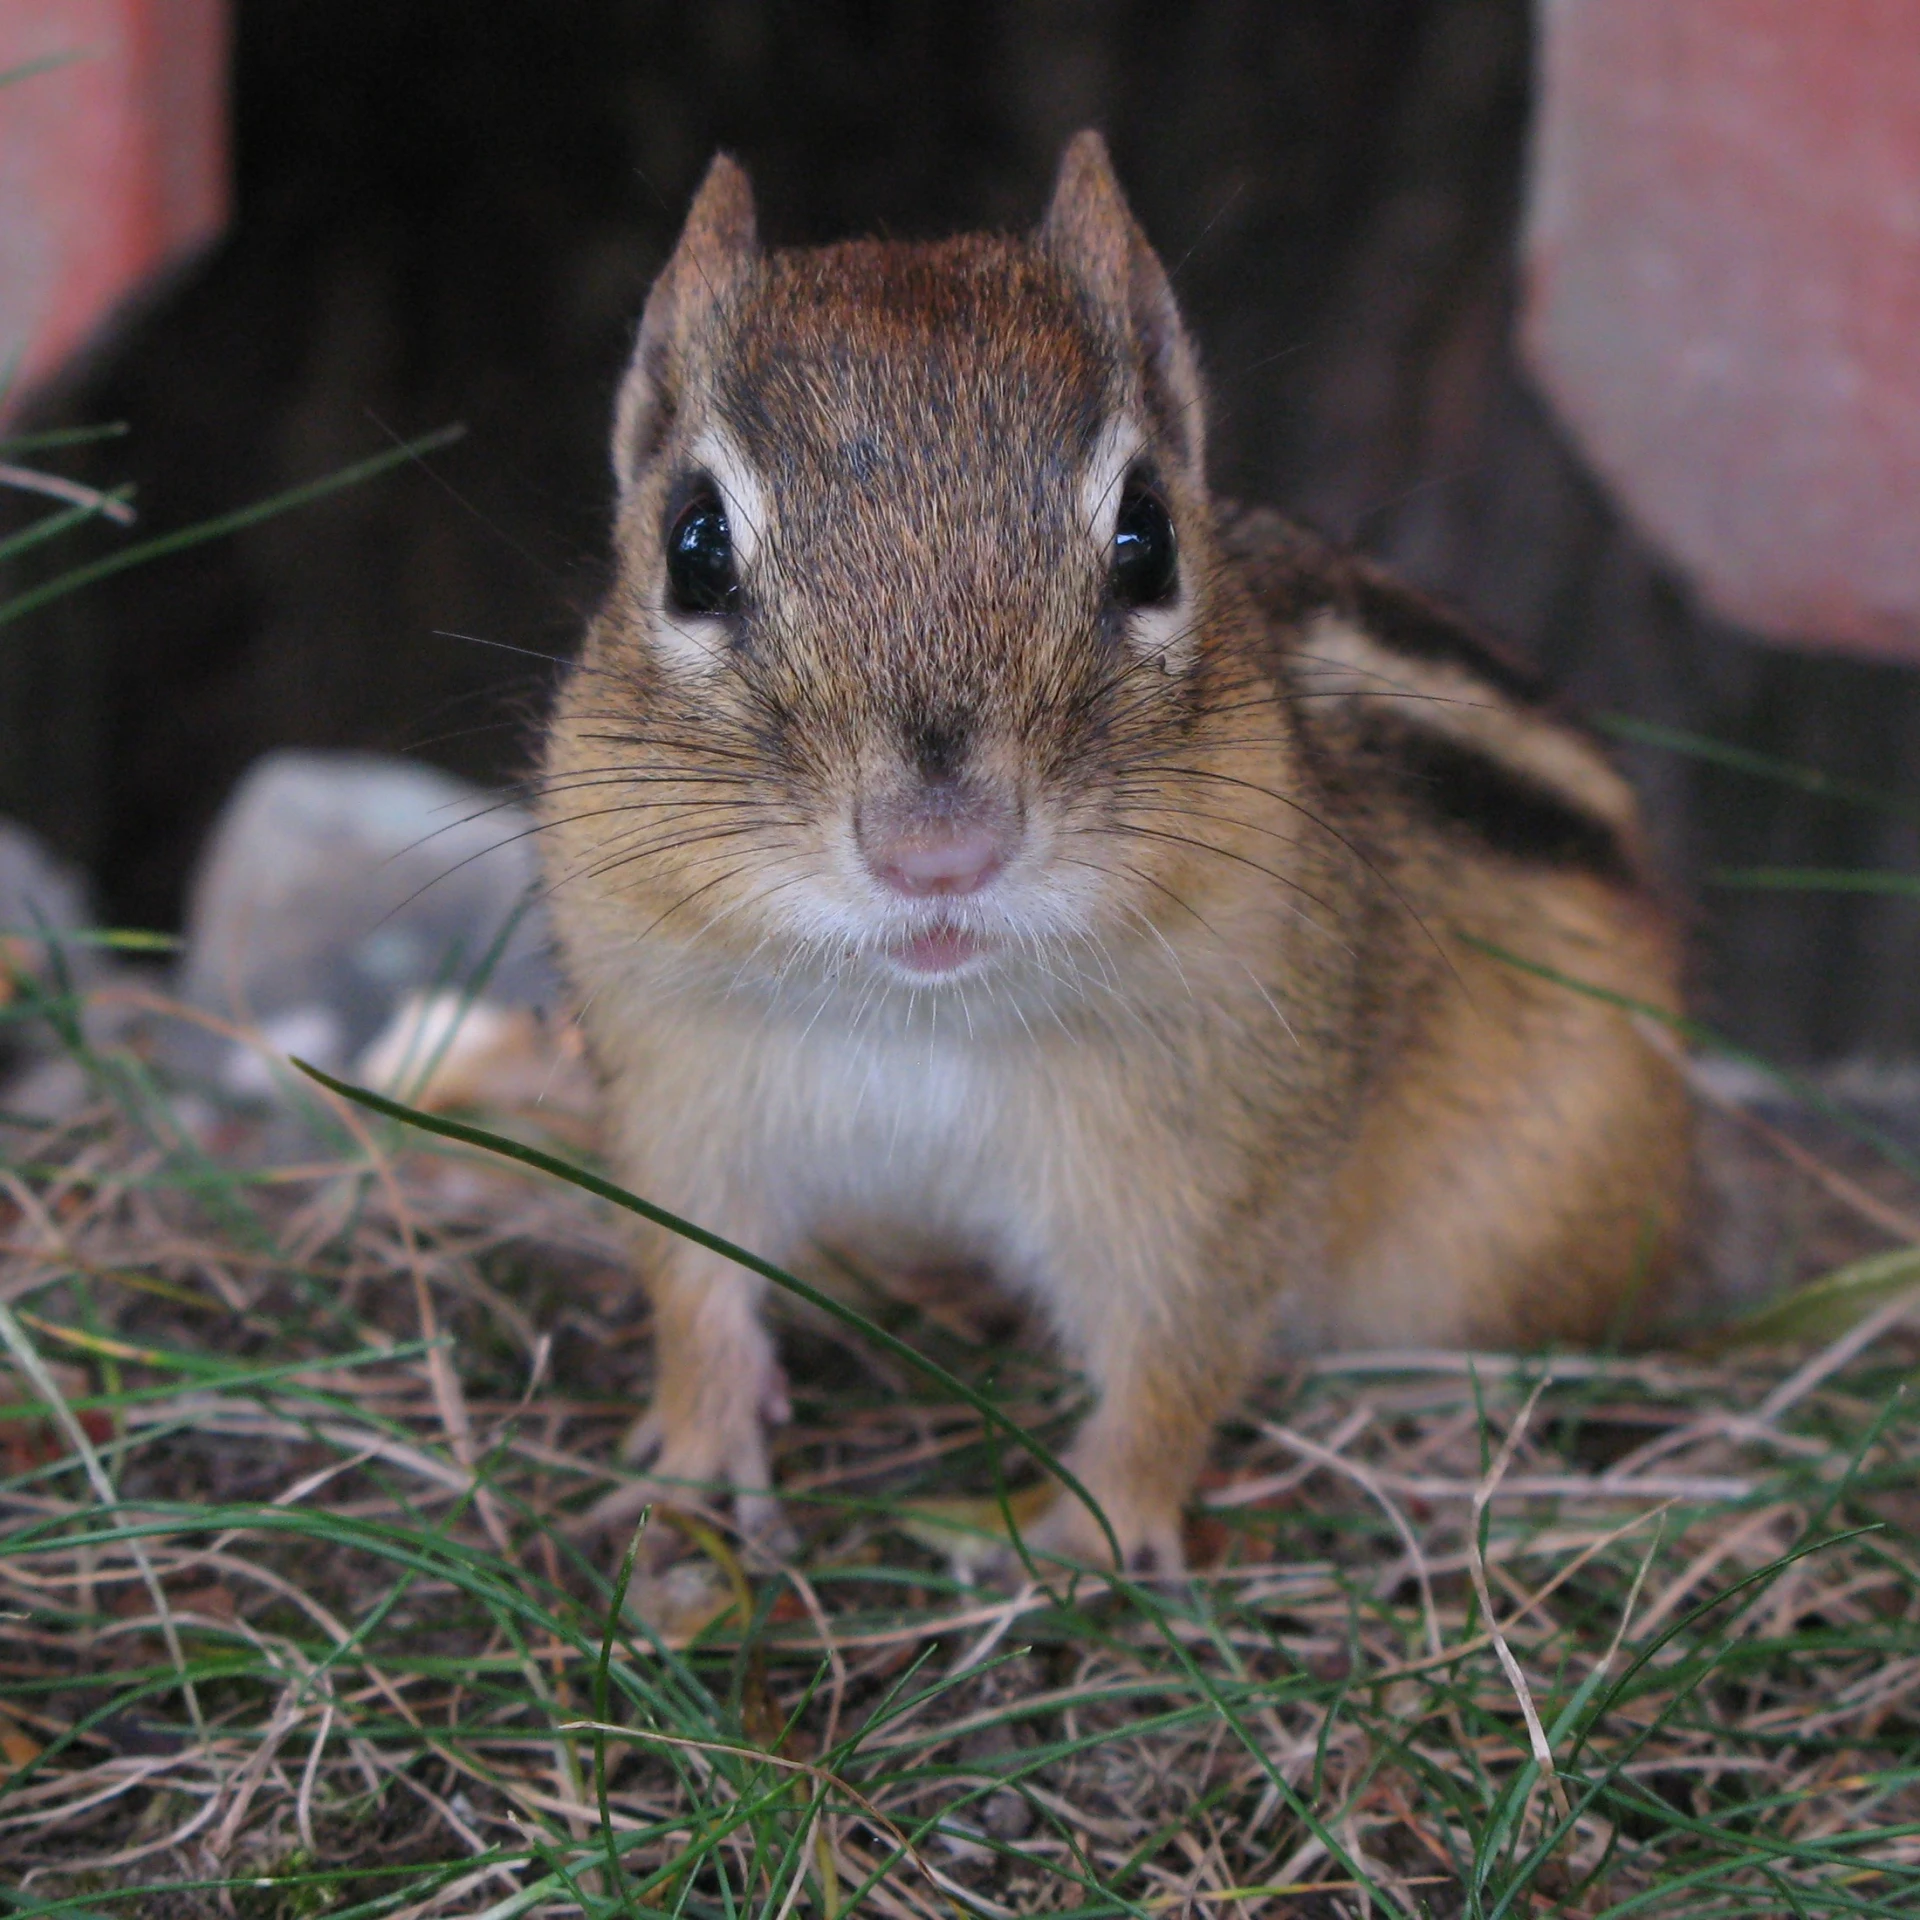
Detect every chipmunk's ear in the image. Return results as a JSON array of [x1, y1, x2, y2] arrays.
[[1041, 130, 1205, 481], [613, 153, 760, 492]]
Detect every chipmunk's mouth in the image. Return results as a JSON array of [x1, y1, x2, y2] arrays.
[[883, 922, 994, 978]]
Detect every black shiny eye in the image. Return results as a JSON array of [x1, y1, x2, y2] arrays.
[[665, 490, 739, 615], [1110, 484, 1178, 608]]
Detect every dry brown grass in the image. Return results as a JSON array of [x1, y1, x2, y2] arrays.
[[3, 987, 1919, 1918]]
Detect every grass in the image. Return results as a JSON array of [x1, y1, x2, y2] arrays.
[[0, 957, 1917, 1918]]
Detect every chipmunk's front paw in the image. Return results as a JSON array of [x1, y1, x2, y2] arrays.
[[577, 1418, 795, 1564]]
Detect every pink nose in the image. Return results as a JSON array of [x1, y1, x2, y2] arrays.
[[862, 815, 1011, 897]]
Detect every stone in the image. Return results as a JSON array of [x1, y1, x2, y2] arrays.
[[0, 817, 119, 1118], [0, 813, 105, 1040], [174, 750, 562, 1102], [1522, 0, 1920, 658], [0, 817, 95, 969]]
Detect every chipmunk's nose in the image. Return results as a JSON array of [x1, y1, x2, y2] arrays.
[[859, 787, 1016, 897]]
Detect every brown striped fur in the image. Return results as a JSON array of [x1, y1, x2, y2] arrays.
[[540, 134, 1691, 1574]]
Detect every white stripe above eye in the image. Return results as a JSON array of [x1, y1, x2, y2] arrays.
[[648, 428, 769, 674], [1082, 413, 1195, 671], [687, 429, 769, 573], [1080, 414, 1148, 553]]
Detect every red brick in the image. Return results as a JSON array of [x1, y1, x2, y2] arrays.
[[0, 0, 229, 416], [1522, 0, 1920, 658]]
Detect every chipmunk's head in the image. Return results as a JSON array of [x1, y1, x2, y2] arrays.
[[557, 133, 1272, 998]]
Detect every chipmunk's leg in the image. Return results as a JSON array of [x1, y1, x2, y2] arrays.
[[583, 1208, 796, 1554], [1024, 1225, 1282, 1579]]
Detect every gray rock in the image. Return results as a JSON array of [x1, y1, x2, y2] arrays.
[[0, 816, 102, 1031], [0, 818, 118, 1117], [0, 817, 99, 975], [173, 751, 561, 1099]]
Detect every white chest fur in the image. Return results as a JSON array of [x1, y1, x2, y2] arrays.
[[598, 977, 1086, 1276]]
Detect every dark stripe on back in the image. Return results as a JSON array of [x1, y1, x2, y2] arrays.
[[1218, 500, 1643, 886], [1217, 501, 1550, 707], [1342, 569, 1546, 707], [1365, 719, 1640, 888]]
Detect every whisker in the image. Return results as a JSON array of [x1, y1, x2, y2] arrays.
[[1084, 821, 1340, 939], [433, 628, 592, 673], [571, 823, 804, 893], [1112, 757, 1452, 978]]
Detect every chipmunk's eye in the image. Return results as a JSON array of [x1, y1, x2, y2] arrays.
[[1110, 483, 1177, 609], [665, 490, 738, 616]]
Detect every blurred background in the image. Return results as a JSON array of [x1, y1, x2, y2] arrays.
[[3, 0, 1919, 1063]]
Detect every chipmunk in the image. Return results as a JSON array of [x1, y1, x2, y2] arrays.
[[540, 132, 1691, 1575]]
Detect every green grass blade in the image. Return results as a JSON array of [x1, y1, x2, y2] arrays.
[[0, 425, 464, 631], [0, 490, 136, 566], [1709, 1246, 1920, 1349], [1457, 932, 1920, 1183], [1598, 713, 1920, 828], [0, 422, 130, 456], [0, 50, 87, 90]]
